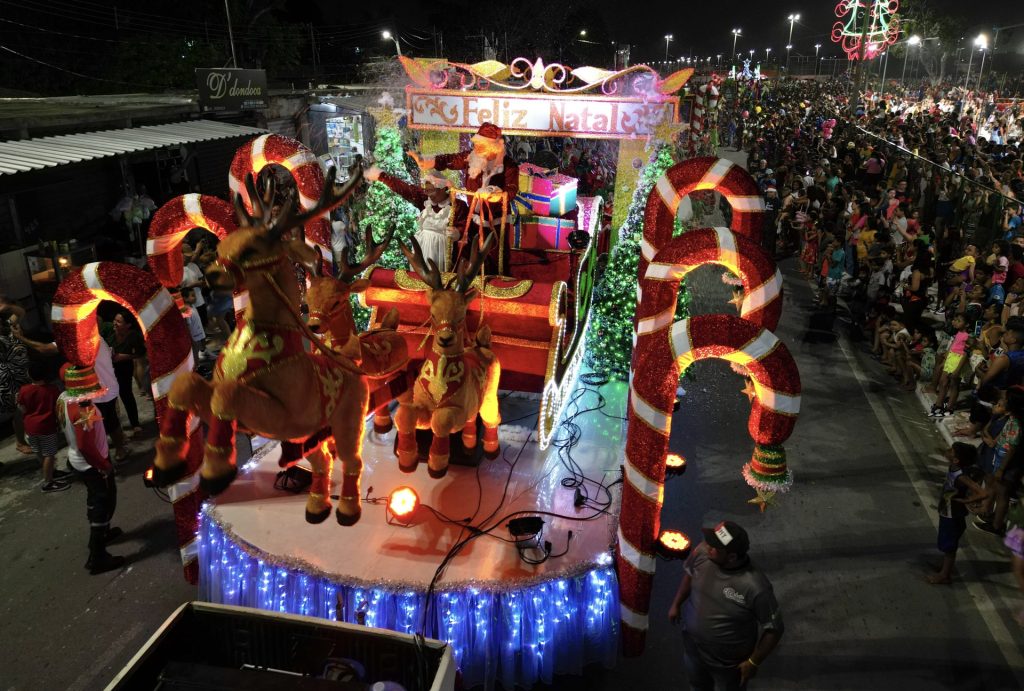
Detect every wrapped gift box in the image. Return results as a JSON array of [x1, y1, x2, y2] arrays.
[[517, 163, 578, 216], [514, 215, 577, 251]]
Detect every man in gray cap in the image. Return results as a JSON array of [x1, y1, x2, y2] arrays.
[[668, 521, 784, 690]]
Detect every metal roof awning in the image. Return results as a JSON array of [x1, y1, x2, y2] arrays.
[[0, 119, 267, 176]]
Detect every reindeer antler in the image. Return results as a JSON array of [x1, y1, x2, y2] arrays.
[[400, 237, 444, 291], [338, 225, 394, 282], [234, 173, 277, 229], [456, 233, 496, 294], [269, 166, 365, 241]]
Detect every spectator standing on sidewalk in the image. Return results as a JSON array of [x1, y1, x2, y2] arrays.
[[56, 364, 125, 575], [100, 312, 145, 435], [0, 309, 32, 455], [668, 521, 784, 690], [16, 361, 68, 492]]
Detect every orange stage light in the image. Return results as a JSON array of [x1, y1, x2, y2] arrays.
[[665, 453, 687, 477], [388, 486, 420, 520], [657, 529, 692, 560]]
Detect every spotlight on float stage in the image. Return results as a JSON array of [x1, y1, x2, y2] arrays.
[[387, 486, 420, 526], [665, 453, 687, 478], [657, 529, 692, 560], [143, 466, 156, 488]]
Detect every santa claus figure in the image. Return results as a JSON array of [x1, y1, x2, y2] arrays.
[[408, 122, 519, 270], [364, 166, 468, 272]]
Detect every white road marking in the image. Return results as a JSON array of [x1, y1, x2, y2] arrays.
[[837, 335, 1024, 682]]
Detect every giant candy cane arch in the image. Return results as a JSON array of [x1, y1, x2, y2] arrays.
[[51, 262, 205, 583], [641, 227, 783, 331], [147, 193, 248, 324], [229, 133, 334, 275], [618, 157, 799, 655]]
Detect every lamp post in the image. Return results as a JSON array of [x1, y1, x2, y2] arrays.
[[814, 43, 821, 76], [964, 34, 984, 89], [785, 44, 792, 71], [381, 29, 401, 57], [975, 35, 988, 90], [664, 34, 673, 61], [731, 28, 742, 61], [902, 35, 920, 83], [786, 13, 800, 71], [717, 53, 722, 66], [766, 47, 772, 63]]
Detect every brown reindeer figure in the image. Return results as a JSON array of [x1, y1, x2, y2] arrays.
[[152, 168, 373, 525], [306, 226, 409, 437], [394, 234, 502, 478]]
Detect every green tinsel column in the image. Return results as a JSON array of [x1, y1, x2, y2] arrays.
[[585, 145, 692, 380]]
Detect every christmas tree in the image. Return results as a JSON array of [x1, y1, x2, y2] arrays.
[[585, 145, 692, 380], [351, 125, 419, 329]]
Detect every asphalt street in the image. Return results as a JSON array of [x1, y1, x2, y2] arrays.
[[0, 147, 1022, 690]]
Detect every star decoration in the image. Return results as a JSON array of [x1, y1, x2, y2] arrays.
[[728, 290, 745, 310], [649, 120, 687, 149], [747, 490, 777, 512], [740, 379, 757, 402], [75, 404, 99, 431]]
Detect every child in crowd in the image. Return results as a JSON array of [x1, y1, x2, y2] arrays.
[[16, 361, 68, 493], [942, 244, 978, 310], [1005, 526, 1024, 625], [930, 312, 969, 417], [901, 327, 935, 390], [976, 385, 1024, 536], [928, 442, 987, 585], [56, 364, 125, 575], [181, 290, 214, 365]]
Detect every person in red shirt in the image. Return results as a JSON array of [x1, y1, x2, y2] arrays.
[[16, 361, 68, 493], [57, 364, 125, 575]]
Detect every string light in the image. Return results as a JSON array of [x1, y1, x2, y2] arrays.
[[198, 511, 619, 689]]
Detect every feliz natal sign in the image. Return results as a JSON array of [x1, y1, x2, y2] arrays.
[[405, 89, 679, 140]]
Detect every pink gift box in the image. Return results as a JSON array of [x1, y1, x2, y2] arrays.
[[517, 163, 578, 216]]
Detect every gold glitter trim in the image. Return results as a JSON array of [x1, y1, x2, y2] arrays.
[[393, 269, 533, 299]]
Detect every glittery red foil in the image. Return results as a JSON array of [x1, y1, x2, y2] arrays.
[[646, 229, 782, 330], [149, 194, 237, 288], [228, 134, 333, 276], [621, 625, 647, 658]]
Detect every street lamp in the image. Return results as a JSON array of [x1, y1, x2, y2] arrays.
[[975, 35, 988, 90], [664, 34, 673, 61], [902, 35, 920, 83], [579, 29, 587, 37], [785, 44, 792, 70], [786, 13, 800, 70], [717, 53, 722, 66], [381, 29, 401, 57], [731, 28, 742, 60], [964, 33, 984, 89], [766, 47, 772, 62], [814, 43, 821, 75]]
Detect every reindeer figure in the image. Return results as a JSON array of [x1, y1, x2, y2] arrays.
[[394, 235, 502, 478], [307, 226, 409, 437], [152, 168, 373, 526]]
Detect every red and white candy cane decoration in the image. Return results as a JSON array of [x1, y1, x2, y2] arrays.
[[147, 193, 248, 323], [229, 134, 334, 275], [642, 227, 783, 330], [688, 78, 721, 156], [51, 262, 205, 583], [641, 157, 764, 261], [618, 313, 800, 654]]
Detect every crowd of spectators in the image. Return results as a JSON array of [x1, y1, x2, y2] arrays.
[[722, 76, 1024, 619]]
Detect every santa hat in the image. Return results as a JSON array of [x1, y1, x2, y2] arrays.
[[471, 122, 503, 142], [60, 363, 108, 403], [422, 172, 452, 189], [766, 186, 778, 193]]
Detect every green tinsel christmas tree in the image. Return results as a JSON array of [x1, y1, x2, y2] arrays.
[[351, 125, 419, 329], [585, 145, 691, 380]]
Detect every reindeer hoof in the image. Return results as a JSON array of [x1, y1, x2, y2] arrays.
[[199, 466, 238, 496], [149, 462, 187, 488], [427, 465, 448, 479], [335, 506, 361, 526], [374, 418, 394, 435], [484, 445, 501, 460], [399, 459, 418, 473], [305, 506, 331, 524]]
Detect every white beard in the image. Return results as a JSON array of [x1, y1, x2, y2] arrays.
[[467, 148, 503, 183]]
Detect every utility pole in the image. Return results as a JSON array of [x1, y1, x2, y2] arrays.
[[224, 0, 238, 68], [309, 24, 318, 77]]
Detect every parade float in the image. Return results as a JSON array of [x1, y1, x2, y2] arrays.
[[52, 56, 800, 690]]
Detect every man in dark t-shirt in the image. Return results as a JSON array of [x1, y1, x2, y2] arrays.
[[669, 521, 784, 689]]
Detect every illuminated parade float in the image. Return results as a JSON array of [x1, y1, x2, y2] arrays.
[[50, 56, 799, 689]]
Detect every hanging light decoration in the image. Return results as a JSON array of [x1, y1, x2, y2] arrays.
[[832, 0, 900, 61]]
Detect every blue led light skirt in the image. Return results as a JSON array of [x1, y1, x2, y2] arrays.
[[198, 508, 619, 690]]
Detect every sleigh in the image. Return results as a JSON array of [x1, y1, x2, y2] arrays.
[[362, 196, 605, 449]]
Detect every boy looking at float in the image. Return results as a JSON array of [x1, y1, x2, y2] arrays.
[[56, 364, 126, 575]]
